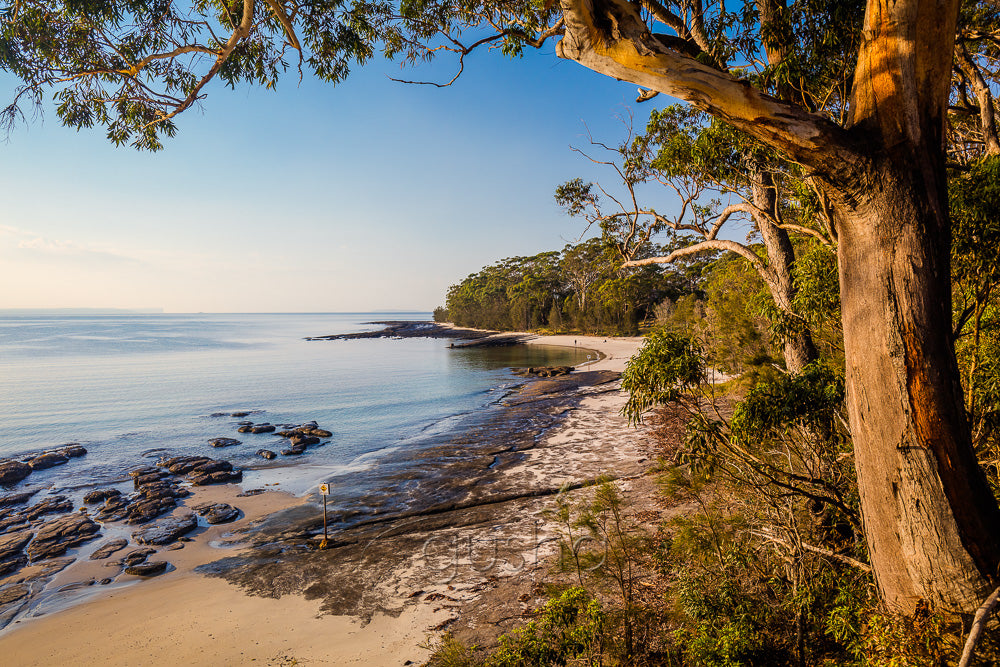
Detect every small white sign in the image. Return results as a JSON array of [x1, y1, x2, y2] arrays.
[[318, 482, 330, 495]]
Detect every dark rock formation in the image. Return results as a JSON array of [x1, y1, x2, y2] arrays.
[[0, 531, 32, 575], [83, 488, 121, 504], [281, 447, 305, 456], [60, 444, 88, 458], [0, 491, 36, 507], [289, 435, 320, 447], [26, 452, 69, 470], [95, 496, 130, 522], [89, 538, 128, 560], [23, 496, 74, 520], [188, 469, 242, 486], [231, 411, 250, 417], [256, 449, 276, 460], [251, 424, 276, 434], [511, 366, 574, 377], [0, 460, 31, 486], [26, 513, 100, 562], [208, 437, 241, 448], [194, 503, 240, 525], [124, 560, 168, 576], [132, 513, 197, 545], [121, 547, 156, 567]]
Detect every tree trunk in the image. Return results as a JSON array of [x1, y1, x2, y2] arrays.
[[753, 170, 819, 373], [833, 157, 1000, 613]]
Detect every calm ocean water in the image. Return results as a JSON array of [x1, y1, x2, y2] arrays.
[[0, 313, 592, 499]]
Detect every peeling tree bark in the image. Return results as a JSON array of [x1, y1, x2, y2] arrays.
[[557, 0, 1000, 613]]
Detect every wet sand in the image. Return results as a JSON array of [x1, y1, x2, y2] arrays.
[[0, 334, 647, 666]]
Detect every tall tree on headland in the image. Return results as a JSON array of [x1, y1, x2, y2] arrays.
[[3, 0, 1000, 614]]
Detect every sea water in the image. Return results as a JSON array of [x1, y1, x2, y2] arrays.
[[0, 313, 592, 501]]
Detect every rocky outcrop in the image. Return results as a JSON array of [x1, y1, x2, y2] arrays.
[[120, 548, 156, 567], [194, 503, 240, 524], [188, 469, 242, 485], [0, 531, 32, 575], [256, 449, 276, 460], [0, 460, 31, 486], [208, 438, 241, 448], [511, 366, 574, 377], [23, 496, 74, 520], [83, 488, 121, 504], [60, 444, 87, 458], [132, 513, 197, 546], [0, 491, 36, 508], [25, 452, 69, 470], [157, 456, 240, 485], [89, 538, 128, 560], [124, 560, 168, 576], [26, 513, 100, 562]]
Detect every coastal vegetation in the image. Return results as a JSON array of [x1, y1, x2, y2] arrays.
[[6, 0, 1000, 663]]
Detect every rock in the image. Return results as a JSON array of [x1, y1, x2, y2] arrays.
[[0, 583, 30, 605], [99, 578, 114, 585], [308, 429, 333, 438], [89, 538, 128, 560], [256, 449, 276, 460], [230, 411, 250, 417], [250, 424, 275, 434], [124, 560, 169, 576], [26, 513, 100, 562], [128, 466, 161, 480], [0, 491, 36, 507], [189, 460, 232, 475], [60, 444, 88, 458], [162, 456, 212, 475], [83, 488, 121, 504], [289, 435, 320, 447], [276, 430, 297, 438], [26, 452, 69, 470], [23, 496, 74, 520], [208, 437, 241, 448], [132, 471, 169, 487], [237, 425, 253, 433], [188, 469, 242, 486], [121, 547, 156, 567], [3, 557, 74, 583], [95, 496, 130, 522], [165, 542, 184, 551], [0, 531, 32, 564], [237, 489, 266, 497], [281, 447, 306, 456], [132, 513, 197, 545], [125, 497, 177, 524], [0, 460, 31, 486], [194, 503, 240, 524]]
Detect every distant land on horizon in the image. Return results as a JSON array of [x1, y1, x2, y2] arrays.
[[0, 308, 432, 316]]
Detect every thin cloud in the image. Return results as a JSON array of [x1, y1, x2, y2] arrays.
[[1, 225, 144, 266]]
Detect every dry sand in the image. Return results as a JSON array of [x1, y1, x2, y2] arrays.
[[0, 334, 646, 666]]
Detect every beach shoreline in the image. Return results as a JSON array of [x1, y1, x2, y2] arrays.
[[0, 333, 648, 666]]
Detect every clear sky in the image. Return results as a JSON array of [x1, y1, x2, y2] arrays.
[[1, 44, 681, 313]]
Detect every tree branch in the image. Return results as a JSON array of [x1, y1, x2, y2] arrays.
[[958, 585, 1000, 667]]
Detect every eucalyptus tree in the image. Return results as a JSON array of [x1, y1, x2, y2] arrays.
[[4, 0, 1000, 614]]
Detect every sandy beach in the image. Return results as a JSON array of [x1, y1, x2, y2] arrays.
[[0, 333, 648, 666]]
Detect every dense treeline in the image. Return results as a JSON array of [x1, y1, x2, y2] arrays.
[[435, 239, 710, 336]]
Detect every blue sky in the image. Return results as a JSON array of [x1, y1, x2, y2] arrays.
[[1, 44, 681, 313]]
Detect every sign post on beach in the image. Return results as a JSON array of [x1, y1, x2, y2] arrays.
[[319, 482, 331, 546]]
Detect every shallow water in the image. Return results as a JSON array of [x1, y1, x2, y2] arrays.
[[0, 313, 593, 500]]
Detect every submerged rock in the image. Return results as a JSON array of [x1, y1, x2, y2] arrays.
[[256, 449, 276, 460], [60, 444, 88, 458], [0, 491, 36, 507], [0, 460, 31, 486], [26, 452, 69, 470], [208, 437, 241, 448], [132, 513, 197, 545], [250, 424, 276, 434]]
